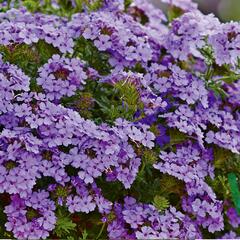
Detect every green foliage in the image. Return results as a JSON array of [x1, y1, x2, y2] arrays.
[[61, 91, 94, 119], [54, 208, 76, 238], [167, 6, 183, 22], [0, 44, 39, 76], [207, 80, 229, 98], [212, 148, 240, 211], [22, 0, 40, 12], [158, 174, 185, 196], [131, 165, 184, 205], [0, 41, 58, 76], [214, 147, 240, 175], [201, 45, 240, 98], [0, 41, 58, 92], [75, 79, 144, 124], [124, 0, 132, 10], [209, 175, 230, 199], [169, 128, 187, 146], [73, 37, 111, 75], [79, 229, 88, 240], [84, 0, 103, 12], [200, 44, 214, 66], [66, 236, 75, 240], [228, 173, 240, 215], [142, 149, 159, 165], [96, 177, 126, 202], [0, 195, 13, 239], [153, 195, 170, 212]]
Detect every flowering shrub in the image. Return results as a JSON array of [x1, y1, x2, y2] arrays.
[[0, 0, 240, 239]]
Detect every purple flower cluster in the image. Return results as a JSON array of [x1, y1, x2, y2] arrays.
[[68, 5, 165, 68], [0, 8, 73, 53], [0, 55, 30, 114], [4, 191, 56, 239], [107, 197, 201, 239], [0, 0, 240, 238], [37, 55, 93, 101]]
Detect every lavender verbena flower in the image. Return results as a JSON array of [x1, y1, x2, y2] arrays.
[[106, 197, 201, 239], [4, 191, 56, 239], [114, 118, 155, 149], [208, 22, 240, 66], [135, 226, 161, 239], [154, 143, 214, 184], [226, 207, 240, 228], [161, 105, 206, 147], [64, 136, 120, 184], [110, 197, 201, 239], [0, 134, 41, 198], [0, 8, 73, 53], [68, 9, 161, 66], [196, 103, 240, 153], [66, 177, 113, 214], [147, 64, 209, 108], [226, 80, 240, 107], [164, 11, 220, 60], [37, 55, 88, 101], [66, 178, 96, 214], [66, 194, 96, 213], [221, 231, 240, 239], [182, 194, 224, 233], [102, 0, 125, 11], [114, 143, 141, 188], [129, 0, 167, 32], [39, 146, 70, 184], [0, 0, 240, 238], [0, 56, 30, 114]]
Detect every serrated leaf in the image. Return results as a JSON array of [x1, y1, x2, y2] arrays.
[[79, 229, 88, 240], [153, 195, 169, 212], [54, 210, 76, 237]]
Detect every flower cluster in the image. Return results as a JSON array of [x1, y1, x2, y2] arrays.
[[0, 0, 240, 239]]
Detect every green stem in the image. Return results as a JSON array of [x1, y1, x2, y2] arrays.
[[213, 74, 240, 84], [139, 161, 146, 177], [205, 65, 213, 81], [7, 0, 11, 9], [96, 222, 106, 240]]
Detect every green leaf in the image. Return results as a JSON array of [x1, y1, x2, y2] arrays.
[[169, 128, 187, 145], [124, 0, 132, 10], [66, 236, 75, 240], [54, 209, 76, 238], [23, 0, 40, 12], [208, 175, 230, 199], [79, 229, 88, 240], [73, 37, 111, 75], [200, 44, 214, 66], [167, 6, 183, 22], [153, 195, 170, 212]]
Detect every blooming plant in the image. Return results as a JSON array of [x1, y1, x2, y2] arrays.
[[0, 0, 240, 239]]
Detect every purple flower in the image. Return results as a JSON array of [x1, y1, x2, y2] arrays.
[[4, 191, 56, 239], [226, 207, 240, 228], [37, 55, 88, 101]]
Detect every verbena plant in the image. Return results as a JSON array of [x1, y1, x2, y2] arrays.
[[0, 0, 240, 239]]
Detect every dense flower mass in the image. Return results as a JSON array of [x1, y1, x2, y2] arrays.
[[0, 0, 240, 239]]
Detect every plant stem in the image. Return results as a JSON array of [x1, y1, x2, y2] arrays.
[[96, 222, 106, 240]]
